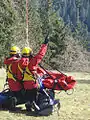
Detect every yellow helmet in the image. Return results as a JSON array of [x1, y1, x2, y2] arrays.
[[10, 46, 20, 55], [28, 47, 33, 54], [22, 47, 32, 56]]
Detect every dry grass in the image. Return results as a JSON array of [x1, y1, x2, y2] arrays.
[[0, 69, 90, 120]]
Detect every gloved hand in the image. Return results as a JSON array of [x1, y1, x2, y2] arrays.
[[43, 33, 49, 44]]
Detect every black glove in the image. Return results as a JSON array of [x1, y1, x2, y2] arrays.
[[43, 34, 49, 44]]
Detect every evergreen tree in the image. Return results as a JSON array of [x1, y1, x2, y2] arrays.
[[0, 0, 16, 66]]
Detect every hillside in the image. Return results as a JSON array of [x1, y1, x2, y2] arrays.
[[53, 0, 90, 32]]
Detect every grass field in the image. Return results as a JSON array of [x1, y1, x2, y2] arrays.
[[0, 68, 90, 120]]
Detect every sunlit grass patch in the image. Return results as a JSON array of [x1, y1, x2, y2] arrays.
[[0, 71, 90, 120]]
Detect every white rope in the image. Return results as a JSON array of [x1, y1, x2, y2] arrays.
[[25, 0, 29, 47]]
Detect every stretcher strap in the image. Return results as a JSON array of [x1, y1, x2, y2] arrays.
[[52, 79, 64, 90]]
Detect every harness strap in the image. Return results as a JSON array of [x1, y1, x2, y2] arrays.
[[25, 66, 32, 75], [8, 64, 23, 85], [52, 79, 66, 91], [18, 63, 26, 80], [24, 66, 36, 83], [8, 64, 16, 81], [18, 63, 23, 73]]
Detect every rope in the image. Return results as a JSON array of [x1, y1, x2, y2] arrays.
[[25, 0, 29, 47]]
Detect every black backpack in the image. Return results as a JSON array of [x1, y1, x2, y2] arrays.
[[35, 90, 55, 116]]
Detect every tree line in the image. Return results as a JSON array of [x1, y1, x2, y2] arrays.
[[0, 0, 90, 72]]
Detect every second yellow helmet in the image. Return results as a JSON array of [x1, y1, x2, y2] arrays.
[[22, 47, 32, 56]]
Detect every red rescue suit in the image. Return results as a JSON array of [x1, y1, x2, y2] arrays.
[[16, 57, 29, 81], [4, 56, 29, 91], [23, 44, 47, 90], [4, 56, 20, 91], [4, 56, 18, 65], [7, 60, 22, 91], [36, 67, 46, 76]]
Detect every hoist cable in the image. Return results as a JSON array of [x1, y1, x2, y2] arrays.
[[26, 0, 29, 46]]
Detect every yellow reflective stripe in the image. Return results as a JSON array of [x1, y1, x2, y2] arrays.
[[18, 63, 23, 73], [23, 67, 36, 81], [26, 67, 32, 75], [7, 64, 16, 81], [8, 64, 12, 72], [23, 73, 35, 81], [7, 72, 16, 81]]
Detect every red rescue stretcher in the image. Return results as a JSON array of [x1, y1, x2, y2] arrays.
[[41, 71, 76, 91]]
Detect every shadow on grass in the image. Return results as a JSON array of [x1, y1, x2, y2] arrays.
[[8, 107, 45, 117], [77, 79, 90, 84], [8, 107, 36, 116]]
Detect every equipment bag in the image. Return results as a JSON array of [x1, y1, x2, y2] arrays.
[[35, 89, 59, 116], [0, 91, 17, 110]]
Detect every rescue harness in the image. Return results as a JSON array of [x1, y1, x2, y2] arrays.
[[7, 63, 36, 85]]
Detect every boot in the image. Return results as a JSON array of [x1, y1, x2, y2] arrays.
[[25, 101, 32, 111], [8, 97, 17, 111]]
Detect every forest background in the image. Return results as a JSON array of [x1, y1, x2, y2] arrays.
[[0, 0, 90, 72]]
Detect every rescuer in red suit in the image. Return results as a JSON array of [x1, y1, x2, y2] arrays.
[[4, 46, 21, 87], [5, 47, 31, 102], [23, 37, 49, 110], [16, 47, 32, 82], [4, 46, 21, 65]]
